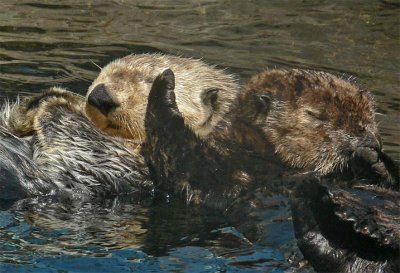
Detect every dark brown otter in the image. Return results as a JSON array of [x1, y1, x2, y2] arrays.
[[144, 69, 398, 206], [144, 68, 399, 273]]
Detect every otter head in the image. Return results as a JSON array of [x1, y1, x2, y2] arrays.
[[85, 54, 239, 142], [240, 69, 380, 176]]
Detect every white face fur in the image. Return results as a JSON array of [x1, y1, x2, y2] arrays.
[[85, 54, 239, 142]]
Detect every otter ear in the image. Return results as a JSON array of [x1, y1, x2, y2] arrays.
[[201, 88, 219, 109], [257, 94, 271, 113]]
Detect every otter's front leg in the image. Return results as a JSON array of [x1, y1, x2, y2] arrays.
[[144, 69, 242, 207], [8, 87, 85, 136]]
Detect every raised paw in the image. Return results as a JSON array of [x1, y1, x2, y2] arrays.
[[145, 69, 183, 129]]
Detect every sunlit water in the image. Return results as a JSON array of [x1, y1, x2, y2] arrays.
[[0, 1, 399, 272]]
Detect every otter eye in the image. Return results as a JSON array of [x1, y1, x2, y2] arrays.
[[305, 109, 326, 121], [202, 88, 219, 108], [257, 94, 271, 113]]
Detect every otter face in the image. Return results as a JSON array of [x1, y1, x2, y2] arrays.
[[85, 54, 239, 142], [86, 61, 152, 142], [244, 70, 380, 175]]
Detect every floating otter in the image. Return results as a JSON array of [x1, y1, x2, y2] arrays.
[[85, 54, 239, 142], [144, 69, 398, 207], [144, 69, 399, 273], [1, 53, 239, 201]]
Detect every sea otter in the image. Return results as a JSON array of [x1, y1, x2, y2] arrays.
[[1, 53, 239, 200], [85, 53, 239, 142], [0, 54, 239, 199], [144, 69, 398, 207], [144, 69, 399, 273]]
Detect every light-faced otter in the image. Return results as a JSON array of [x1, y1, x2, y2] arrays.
[[144, 69, 398, 207], [0, 88, 153, 201], [85, 54, 239, 142], [1, 53, 239, 200]]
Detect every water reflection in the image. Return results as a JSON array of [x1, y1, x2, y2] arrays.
[[1, 195, 301, 272]]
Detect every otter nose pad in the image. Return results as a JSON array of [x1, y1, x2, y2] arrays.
[[359, 131, 381, 152], [87, 84, 118, 115]]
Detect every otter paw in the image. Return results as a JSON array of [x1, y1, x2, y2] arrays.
[[9, 88, 84, 136], [146, 69, 182, 122], [351, 147, 399, 189]]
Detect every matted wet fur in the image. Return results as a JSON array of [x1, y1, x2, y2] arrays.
[[86, 53, 239, 142], [291, 178, 399, 273], [0, 88, 153, 201]]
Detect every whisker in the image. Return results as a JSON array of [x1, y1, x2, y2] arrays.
[[90, 59, 102, 70]]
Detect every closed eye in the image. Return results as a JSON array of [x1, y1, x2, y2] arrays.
[[305, 109, 327, 121]]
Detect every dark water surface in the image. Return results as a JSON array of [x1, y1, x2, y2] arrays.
[[0, 1, 399, 272]]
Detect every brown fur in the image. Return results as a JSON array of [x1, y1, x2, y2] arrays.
[[231, 69, 380, 175], [8, 87, 86, 137], [85, 53, 239, 142], [143, 68, 389, 208]]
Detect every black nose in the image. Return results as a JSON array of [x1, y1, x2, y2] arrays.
[[359, 130, 381, 151], [87, 84, 118, 115]]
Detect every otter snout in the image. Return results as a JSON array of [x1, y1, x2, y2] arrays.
[[358, 130, 381, 152], [87, 84, 119, 115]]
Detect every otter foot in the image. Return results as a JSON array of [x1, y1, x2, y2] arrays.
[[145, 68, 183, 128], [9, 87, 85, 136], [291, 179, 400, 273]]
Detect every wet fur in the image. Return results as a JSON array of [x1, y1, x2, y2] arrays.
[[0, 88, 153, 201], [291, 178, 399, 273], [145, 69, 399, 273]]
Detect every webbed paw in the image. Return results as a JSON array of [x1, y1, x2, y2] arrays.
[[145, 69, 183, 130], [291, 180, 400, 273]]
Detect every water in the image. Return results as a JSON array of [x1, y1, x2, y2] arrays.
[[0, 1, 398, 272]]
